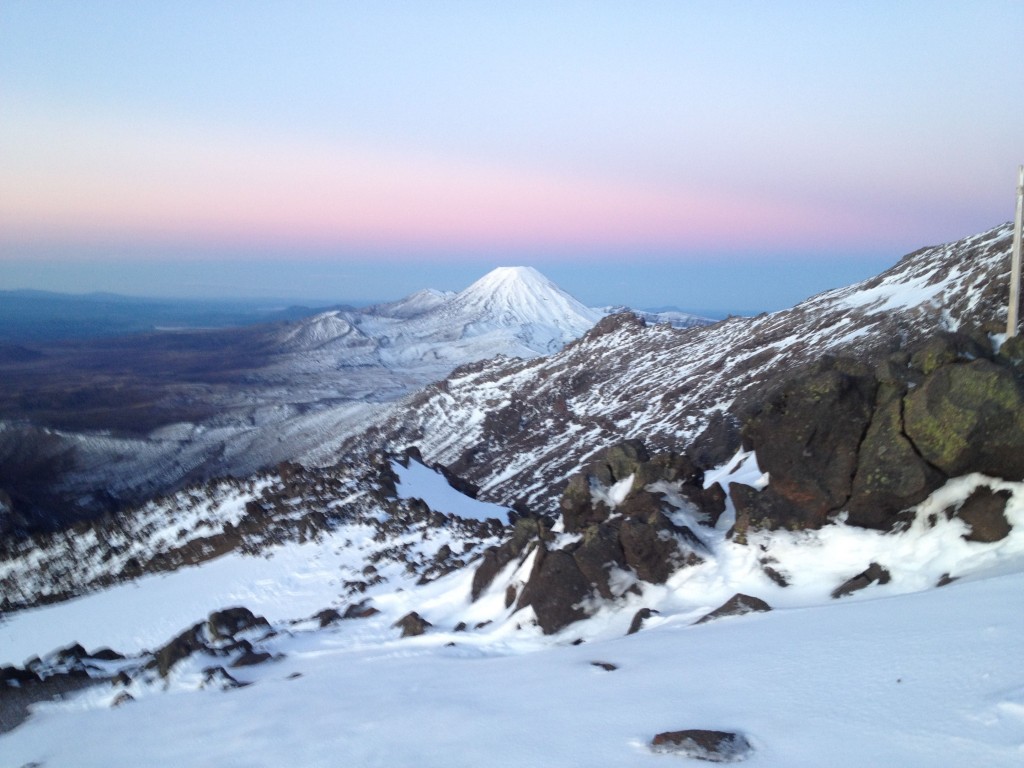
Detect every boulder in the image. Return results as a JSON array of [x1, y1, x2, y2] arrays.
[[694, 594, 772, 625], [590, 439, 650, 487], [515, 547, 592, 634], [559, 473, 606, 533], [910, 331, 987, 375], [230, 650, 273, 668], [207, 607, 270, 641], [471, 517, 547, 599], [153, 623, 207, 677], [951, 486, 1012, 542], [313, 608, 343, 628], [831, 562, 891, 599], [904, 359, 1024, 481], [650, 729, 754, 762], [393, 611, 432, 638], [342, 601, 380, 619], [626, 608, 658, 635], [571, 524, 627, 599], [997, 333, 1024, 371], [742, 362, 877, 528], [846, 383, 945, 529], [619, 516, 702, 584]]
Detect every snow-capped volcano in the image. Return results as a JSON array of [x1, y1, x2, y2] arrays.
[[438, 266, 602, 343], [276, 265, 606, 370]]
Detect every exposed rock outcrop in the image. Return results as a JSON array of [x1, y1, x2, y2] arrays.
[[477, 441, 721, 634], [734, 332, 1024, 534], [694, 594, 772, 625]]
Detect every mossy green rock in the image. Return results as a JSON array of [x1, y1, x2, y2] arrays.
[[904, 359, 1024, 480], [847, 383, 944, 528]]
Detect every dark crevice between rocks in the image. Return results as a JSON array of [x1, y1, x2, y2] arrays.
[[896, 393, 946, 483]]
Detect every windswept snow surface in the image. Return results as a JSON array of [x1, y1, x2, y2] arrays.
[[392, 459, 512, 522], [2, 463, 1024, 766]]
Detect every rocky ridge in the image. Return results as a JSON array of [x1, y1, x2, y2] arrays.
[[360, 223, 1015, 513]]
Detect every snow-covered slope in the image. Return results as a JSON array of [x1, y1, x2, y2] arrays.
[[2, 454, 1023, 766]]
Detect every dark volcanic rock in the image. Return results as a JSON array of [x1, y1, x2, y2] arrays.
[[846, 383, 945, 528], [572, 523, 627, 599], [207, 607, 270, 641], [694, 594, 772, 625], [342, 601, 380, 619], [153, 623, 207, 677], [515, 546, 592, 635], [618, 516, 701, 584], [471, 517, 547, 600], [590, 439, 650, 486], [951, 486, 1012, 542], [650, 729, 754, 762], [313, 608, 343, 628], [904, 359, 1024, 481], [831, 562, 892, 599], [743, 360, 878, 528], [393, 611, 432, 637], [230, 650, 274, 667], [626, 607, 658, 635]]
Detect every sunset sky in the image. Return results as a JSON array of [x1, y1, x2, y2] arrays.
[[1, 2, 1021, 314]]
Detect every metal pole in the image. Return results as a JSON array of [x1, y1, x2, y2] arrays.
[[1008, 164, 1023, 338]]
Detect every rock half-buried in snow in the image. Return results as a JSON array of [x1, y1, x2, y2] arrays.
[[650, 728, 753, 762]]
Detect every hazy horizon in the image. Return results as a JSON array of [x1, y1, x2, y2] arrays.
[[2, 3, 1020, 314]]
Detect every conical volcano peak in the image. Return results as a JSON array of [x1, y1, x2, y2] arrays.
[[450, 266, 601, 335], [460, 266, 558, 297]]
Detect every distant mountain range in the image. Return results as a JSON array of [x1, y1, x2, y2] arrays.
[[0, 267, 712, 530], [0, 290, 327, 343]]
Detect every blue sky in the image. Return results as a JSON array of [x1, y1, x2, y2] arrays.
[[1, 2, 1021, 313]]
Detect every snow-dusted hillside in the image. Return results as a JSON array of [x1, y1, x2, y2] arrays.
[[371, 223, 1017, 509], [0, 266, 621, 528]]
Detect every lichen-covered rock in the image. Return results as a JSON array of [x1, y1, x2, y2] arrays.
[[846, 383, 945, 529], [997, 333, 1024, 371], [910, 331, 987, 375], [904, 359, 1024, 480], [589, 439, 649, 487], [559, 473, 606, 533]]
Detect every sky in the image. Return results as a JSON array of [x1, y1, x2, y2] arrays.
[[1, 2, 1021, 315]]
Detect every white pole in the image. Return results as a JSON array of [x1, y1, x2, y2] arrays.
[[1008, 165, 1023, 338]]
